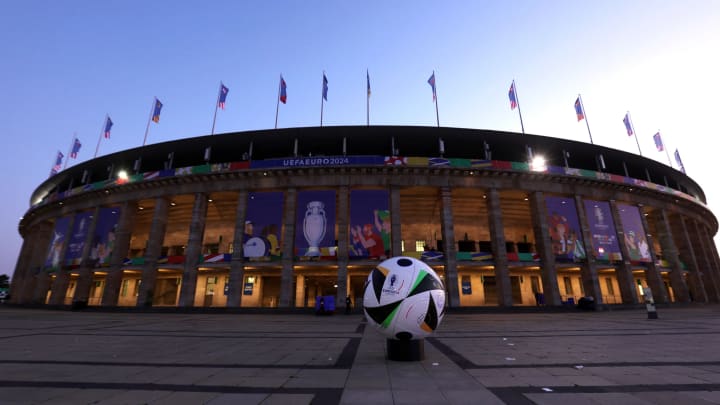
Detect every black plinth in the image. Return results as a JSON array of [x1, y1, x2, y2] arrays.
[[387, 338, 425, 361]]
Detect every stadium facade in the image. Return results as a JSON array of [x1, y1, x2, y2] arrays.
[[9, 126, 720, 309]]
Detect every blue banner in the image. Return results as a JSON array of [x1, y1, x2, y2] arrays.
[[545, 196, 586, 261], [244, 192, 284, 259], [45, 216, 72, 268], [65, 211, 93, 265], [583, 200, 621, 261]]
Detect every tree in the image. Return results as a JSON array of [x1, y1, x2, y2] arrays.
[[0, 274, 9, 290]]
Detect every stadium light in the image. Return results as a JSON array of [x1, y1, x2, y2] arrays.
[[530, 155, 547, 172]]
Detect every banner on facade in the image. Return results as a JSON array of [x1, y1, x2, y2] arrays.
[[583, 200, 622, 261], [90, 207, 121, 266], [545, 196, 586, 261], [618, 203, 652, 262], [349, 189, 390, 259], [64, 211, 93, 266], [295, 190, 337, 259], [45, 216, 72, 269], [244, 192, 284, 260]]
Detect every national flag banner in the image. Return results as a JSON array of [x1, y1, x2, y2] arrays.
[[51, 151, 64, 175], [653, 132, 664, 151], [279, 76, 287, 104], [508, 81, 518, 110], [574, 97, 584, 121], [674, 149, 685, 173], [623, 113, 633, 136], [70, 138, 82, 159], [322, 73, 328, 101], [151, 98, 163, 123], [428, 72, 437, 101], [218, 84, 229, 109], [367, 70, 371, 97], [104, 116, 113, 138]]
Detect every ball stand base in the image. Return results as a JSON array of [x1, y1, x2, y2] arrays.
[[387, 338, 425, 361]]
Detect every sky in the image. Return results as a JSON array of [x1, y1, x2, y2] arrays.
[[1, 1, 719, 279]]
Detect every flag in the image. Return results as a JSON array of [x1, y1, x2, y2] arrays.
[[508, 81, 518, 110], [623, 113, 633, 136], [70, 138, 81, 159], [279, 76, 287, 104], [218, 84, 229, 109], [428, 72, 437, 101], [674, 149, 685, 173], [51, 151, 64, 175], [653, 132, 664, 151], [151, 98, 163, 123], [367, 70, 371, 97], [574, 97, 584, 121], [104, 116, 113, 139], [322, 73, 328, 101]]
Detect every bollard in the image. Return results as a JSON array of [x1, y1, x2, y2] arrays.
[[643, 286, 658, 319]]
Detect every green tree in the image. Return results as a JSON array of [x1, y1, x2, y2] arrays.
[[0, 274, 9, 289]]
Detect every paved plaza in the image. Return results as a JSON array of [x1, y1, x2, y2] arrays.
[[1, 305, 720, 404]]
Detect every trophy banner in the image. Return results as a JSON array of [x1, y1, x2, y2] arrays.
[[295, 190, 336, 259]]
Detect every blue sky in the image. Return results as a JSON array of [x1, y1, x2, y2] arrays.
[[1, 1, 719, 278]]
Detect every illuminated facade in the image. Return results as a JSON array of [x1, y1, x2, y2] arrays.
[[10, 126, 720, 309]]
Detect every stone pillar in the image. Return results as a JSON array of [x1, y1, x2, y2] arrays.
[[48, 214, 76, 306], [638, 205, 669, 304], [10, 224, 44, 303], [227, 190, 248, 307], [678, 215, 708, 303], [102, 201, 137, 306], [439, 187, 460, 307], [18, 222, 54, 304], [574, 196, 603, 304], [609, 200, 639, 305], [73, 206, 101, 304], [529, 191, 561, 306], [694, 221, 720, 302], [654, 209, 690, 303], [336, 185, 349, 310], [295, 274, 306, 307], [279, 188, 297, 308], [137, 197, 170, 307], [486, 188, 512, 307], [178, 193, 208, 307], [390, 185, 402, 256]]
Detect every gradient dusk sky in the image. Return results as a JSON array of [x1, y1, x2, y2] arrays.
[[1, 1, 719, 278]]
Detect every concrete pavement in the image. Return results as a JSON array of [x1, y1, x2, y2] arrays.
[[1, 306, 720, 404]]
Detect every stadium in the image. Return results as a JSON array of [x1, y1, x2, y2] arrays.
[[9, 125, 720, 310]]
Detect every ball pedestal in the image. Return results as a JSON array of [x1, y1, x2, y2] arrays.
[[386, 339, 425, 361]]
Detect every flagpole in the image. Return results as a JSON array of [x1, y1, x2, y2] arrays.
[[366, 70, 370, 127], [513, 80, 526, 134], [142, 98, 155, 147], [211, 82, 222, 135], [49, 150, 59, 176], [433, 71, 440, 127], [275, 75, 281, 129], [94, 115, 107, 158], [579, 95, 593, 144], [320, 71, 325, 127], [63, 132, 76, 170], [627, 112, 642, 156]]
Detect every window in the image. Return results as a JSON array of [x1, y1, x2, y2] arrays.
[[563, 277, 574, 295], [121, 280, 128, 297], [415, 241, 425, 252]]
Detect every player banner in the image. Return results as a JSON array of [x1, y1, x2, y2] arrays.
[[545, 196, 586, 261], [349, 189, 390, 259], [90, 207, 121, 266], [618, 203, 652, 262], [244, 192, 284, 260], [45, 216, 72, 269]]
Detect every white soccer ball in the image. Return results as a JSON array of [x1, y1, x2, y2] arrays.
[[363, 256, 446, 340]]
